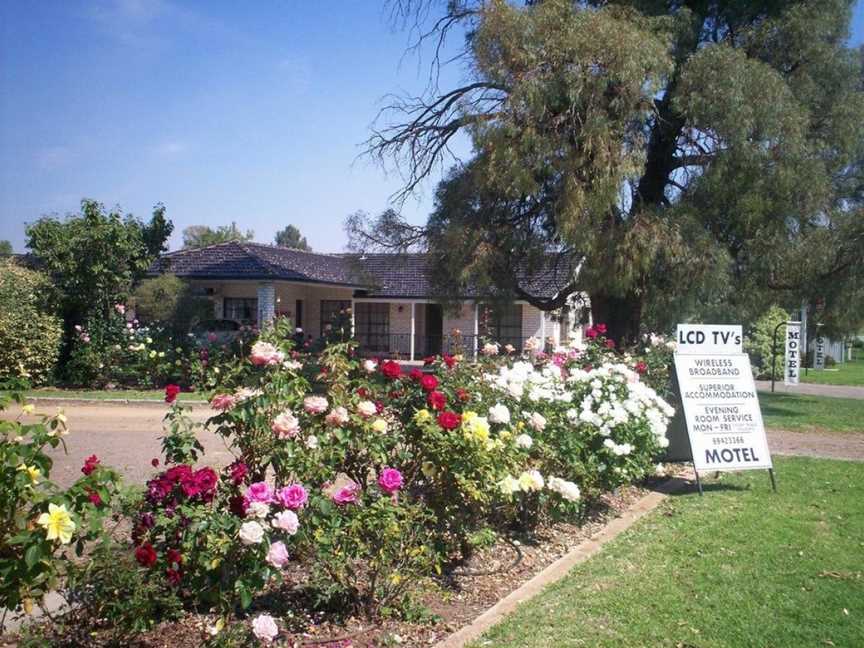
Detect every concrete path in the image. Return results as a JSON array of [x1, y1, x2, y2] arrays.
[[756, 381, 864, 399]]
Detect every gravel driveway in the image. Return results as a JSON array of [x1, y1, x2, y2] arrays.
[[1, 402, 234, 487], [3, 402, 862, 491]]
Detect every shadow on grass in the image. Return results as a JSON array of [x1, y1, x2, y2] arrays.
[[667, 481, 750, 496]]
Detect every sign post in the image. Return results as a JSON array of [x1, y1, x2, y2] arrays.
[[784, 322, 802, 385], [813, 333, 826, 370], [674, 324, 775, 495]]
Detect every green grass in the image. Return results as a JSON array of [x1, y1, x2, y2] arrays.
[[801, 356, 864, 386], [759, 392, 864, 433], [16, 388, 205, 402], [471, 456, 864, 648]]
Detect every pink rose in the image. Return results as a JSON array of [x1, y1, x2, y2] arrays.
[[250, 341, 285, 366], [271, 411, 300, 438], [378, 468, 403, 494], [331, 481, 361, 506], [245, 481, 274, 504], [266, 541, 290, 568], [325, 406, 349, 426], [271, 510, 299, 535], [211, 393, 236, 411], [303, 395, 329, 415], [276, 483, 308, 510]]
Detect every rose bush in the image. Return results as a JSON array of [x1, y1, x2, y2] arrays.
[[0, 393, 121, 618]]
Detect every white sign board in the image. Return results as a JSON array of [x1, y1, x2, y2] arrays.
[[813, 334, 826, 370], [674, 352, 773, 472], [676, 324, 743, 355], [784, 322, 802, 385]]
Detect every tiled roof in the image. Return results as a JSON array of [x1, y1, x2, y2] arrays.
[[149, 241, 366, 287], [150, 242, 575, 299]]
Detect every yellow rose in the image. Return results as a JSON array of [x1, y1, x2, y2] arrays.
[[413, 409, 432, 423], [17, 463, 41, 484], [371, 418, 388, 433], [37, 503, 76, 544]]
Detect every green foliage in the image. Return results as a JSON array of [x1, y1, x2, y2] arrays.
[[25, 199, 173, 381], [0, 240, 13, 256], [364, 0, 864, 341], [131, 273, 212, 333], [744, 305, 790, 379], [182, 222, 253, 249], [274, 224, 311, 251], [0, 260, 63, 386], [0, 393, 122, 618]]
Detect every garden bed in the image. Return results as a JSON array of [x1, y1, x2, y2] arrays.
[[15, 481, 666, 648]]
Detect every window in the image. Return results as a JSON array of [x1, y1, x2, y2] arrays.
[[320, 300, 352, 336], [224, 297, 257, 324], [479, 303, 523, 349], [354, 302, 389, 352], [295, 300, 303, 329]]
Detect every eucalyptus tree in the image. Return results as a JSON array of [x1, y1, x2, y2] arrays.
[[356, 0, 864, 341]]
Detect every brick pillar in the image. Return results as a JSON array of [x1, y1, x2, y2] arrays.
[[257, 283, 276, 327]]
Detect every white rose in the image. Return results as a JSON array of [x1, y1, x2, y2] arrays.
[[515, 433, 533, 449], [529, 412, 547, 431], [238, 520, 265, 545], [247, 501, 270, 519], [357, 400, 377, 418], [488, 403, 511, 425], [362, 359, 378, 373]]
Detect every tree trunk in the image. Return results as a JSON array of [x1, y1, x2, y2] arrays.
[[589, 292, 643, 347]]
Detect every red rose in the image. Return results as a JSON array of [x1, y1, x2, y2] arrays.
[[442, 354, 457, 368], [409, 368, 423, 381], [388, 390, 404, 399], [166, 568, 182, 586], [437, 411, 461, 430], [635, 361, 647, 374], [422, 356, 436, 366], [151, 458, 160, 468], [605, 339, 616, 349], [427, 390, 447, 411], [81, 455, 100, 476], [135, 543, 158, 568], [420, 374, 439, 392], [357, 387, 369, 398], [380, 360, 402, 380], [164, 465, 193, 484], [193, 467, 218, 495], [87, 489, 102, 506], [166, 548, 183, 566], [228, 460, 248, 485], [164, 384, 181, 404], [229, 495, 248, 518], [375, 400, 385, 414], [595, 323, 607, 334], [456, 388, 470, 402], [585, 327, 598, 339]]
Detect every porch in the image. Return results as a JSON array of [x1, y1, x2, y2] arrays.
[[188, 279, 575, 362]]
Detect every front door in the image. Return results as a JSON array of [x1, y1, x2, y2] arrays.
[[425, 303, 443, 356]]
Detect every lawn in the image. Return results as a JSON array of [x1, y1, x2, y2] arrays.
[[471, 456, 863, 648], [16, 388, 205, 402], [759, 392, 864, 433], [801, 356, 864, 386]]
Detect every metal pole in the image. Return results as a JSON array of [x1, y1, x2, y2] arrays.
[[771, 321, 786, 393], [768, 468, 777, 492], [694, 469, 704, 496]]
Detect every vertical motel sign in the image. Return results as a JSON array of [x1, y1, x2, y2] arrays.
[[784, 322, 802, 386]]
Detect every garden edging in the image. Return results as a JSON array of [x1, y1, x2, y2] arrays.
[[433, 474, 692, 648], [23, 396, 208, 408]]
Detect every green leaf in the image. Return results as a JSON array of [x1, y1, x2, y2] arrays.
[[24, 543, 42, 568]]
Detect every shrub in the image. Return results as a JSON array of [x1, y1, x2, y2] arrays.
[[744, 305, 789, 379], [0, 260, 63, 386], [131, 273, 212, 334]]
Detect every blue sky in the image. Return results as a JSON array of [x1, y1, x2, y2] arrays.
[[1, 1, 863, 254]]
